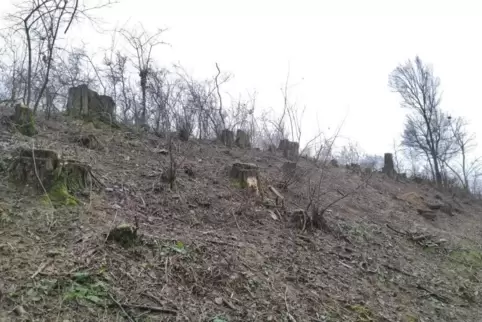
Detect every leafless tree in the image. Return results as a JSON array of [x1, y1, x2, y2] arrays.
[[120, 25, 168, 126], [7, 0, 115, 112], [0, 30, 27, 103], [392, 139, 406, 174], [337, 140, 362, 165], [174, 64, 231, 139], [389, 56, 456, 186], [441, 116, 482, 191]]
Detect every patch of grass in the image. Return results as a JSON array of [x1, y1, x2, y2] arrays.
[[449, 248, 482, 269], [443, 247, 482, 281], [170, 240, 187, 254], [159, 240, 190, 257], [63, 272, 109, 306], [347, 224, 372, 243], [349, 304, 374, 322]]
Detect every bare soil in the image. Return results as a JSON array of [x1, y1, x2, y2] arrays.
[[1, 112, 482, 322]]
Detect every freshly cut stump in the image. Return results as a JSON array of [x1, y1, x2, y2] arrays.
[[230, 162, 259, 194], [9, 148, 91, 206]]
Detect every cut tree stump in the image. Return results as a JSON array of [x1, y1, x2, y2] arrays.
[[382, 153, 395, 178], [278, 139, 299, 159], [178, 128, 190, 141], [9, 148, 92, 206], [66, 84, 116, 125], [220, 129, 234, 147], [77, 134, 103, 150], [330, 159, 339, 167], [230, 162, 259, 194], [11, 104, 37, 137], [107, 223, 139, 247], [235, 129, 250, 148]]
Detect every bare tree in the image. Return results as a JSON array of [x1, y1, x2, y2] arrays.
[[442, 116, 481, 191], [7, 0, 114, 112], [392, 139, 405, 174], [0, 30, 27, 103], [389, 56, 455, 186], [338, 140, 362, 165], [120, 25, 168, 126]]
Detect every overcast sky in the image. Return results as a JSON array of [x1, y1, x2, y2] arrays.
[[2, 0, 482, 156]]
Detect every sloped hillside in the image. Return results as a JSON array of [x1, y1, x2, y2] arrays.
[[1, 112, 482, 322]]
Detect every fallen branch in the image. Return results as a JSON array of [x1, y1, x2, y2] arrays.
[[268, 185, 285, 207], [386, 224, 407, 236], [416, 284, 451, 304], [120, 303, 178, 315], [31, 259, 53, 279], [108, 293, 135, 322]]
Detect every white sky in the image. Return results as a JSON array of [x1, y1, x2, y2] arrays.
[[2, 0, 482, 156]]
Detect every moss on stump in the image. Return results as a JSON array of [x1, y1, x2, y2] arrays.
[[9, 148, 91, 206], [12, 104, 37, 137]]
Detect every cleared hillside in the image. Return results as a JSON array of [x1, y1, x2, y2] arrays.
[[1, 111, 482, 322]]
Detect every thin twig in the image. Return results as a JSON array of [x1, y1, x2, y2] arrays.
[[31, 259, 52, 279], [120, 303, 178, 315], [386, 224, 407, 236], [108, 293, 136, 322], [232, 211, 243, 234], [31, 142, 53, 209], [104, 210, 118, 243], [164, 257, 169, 284], [284, 286, 297, 322]]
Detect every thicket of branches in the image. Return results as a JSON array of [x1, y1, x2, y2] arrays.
[[0, 1, 310, 150]]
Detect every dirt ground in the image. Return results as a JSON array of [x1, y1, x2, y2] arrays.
[[1, 112, 482, 322]]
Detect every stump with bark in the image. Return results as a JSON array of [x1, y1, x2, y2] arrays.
[[382, 153, 396, 177], [107, 223, 139, 247], [77, 134, 103, 150], [178, 128, 190, 141], [66, 84, 116, 125], [230, 162, 259, 194], [220, 129, 234, 147], [9, 148, 91, 206], [11, 104, 37, 137], [278, 139, 300, 159], [235, 129, 251, 148]]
